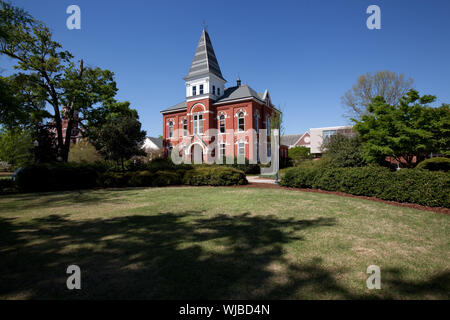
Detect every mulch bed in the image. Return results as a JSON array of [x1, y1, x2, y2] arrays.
[[234, 182, 450, 215]]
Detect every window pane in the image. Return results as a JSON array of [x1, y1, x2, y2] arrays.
[[200, 84, 204, 95], [168, 122, 173, 138], [219, 115, 225, 133], [239, 143, 245, 156], [238, 113, 245, 131], [193, 86, 196, 95], [193, 117, 197, 134]]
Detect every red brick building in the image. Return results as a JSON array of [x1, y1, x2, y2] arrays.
[[161, 29, 282, 163]]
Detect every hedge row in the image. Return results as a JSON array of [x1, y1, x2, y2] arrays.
[[183, 166, 248, 186], [14, 162, 247, 192], [280, 166, 450, 207], [416, 157, 450, 172]]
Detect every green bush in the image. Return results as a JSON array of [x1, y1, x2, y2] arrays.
[[213, 157, 261, 174], [416, 157, 450, 172], [280, 166, 450, 207], [16, 162, 101, 192], [15, 161, 247, 192], [152, 170, 181, 186], [288, 146, 312, 167], [0, 178, 14, 193], [183, 166, 247, 186], [127, 170, 154, 187], [98, 171, 131, 188]]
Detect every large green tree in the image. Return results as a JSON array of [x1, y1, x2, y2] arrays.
[[353, 90, 449, 167], [0, 1, 117, 161], [90, 108, 147, 170]]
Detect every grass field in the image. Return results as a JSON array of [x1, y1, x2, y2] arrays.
[[0, 186, 448, 299]]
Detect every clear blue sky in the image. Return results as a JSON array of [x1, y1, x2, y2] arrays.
[[2, 0, 450, 136]]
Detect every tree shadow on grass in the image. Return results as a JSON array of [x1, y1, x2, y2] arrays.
[[0, 189, 144, 214], [0, 212, 448, 299]]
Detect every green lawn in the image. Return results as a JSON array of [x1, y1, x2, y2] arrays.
[[0, 186, 448, 299]]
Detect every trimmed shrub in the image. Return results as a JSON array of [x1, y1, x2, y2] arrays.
[[416, 157, 450, 172], [280, 166, 450, 207], [127, 170, 154, 187], [183, 166, 247, 186], [98, 172, 131, 188], [0, 178, 14, 193], [213, 157, 261, 174], [15, 161, 246, 192], [152, 170, 181, 187], [146, 158, 175, 172], [16, 162, 100, 192]]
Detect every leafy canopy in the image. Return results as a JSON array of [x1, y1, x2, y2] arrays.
[[353, 90, 449, 167]]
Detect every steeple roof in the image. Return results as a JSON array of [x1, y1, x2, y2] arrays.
[[184, 29, 226, 82]]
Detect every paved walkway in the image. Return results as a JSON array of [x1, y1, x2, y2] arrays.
[[246, 176, 277, 184]]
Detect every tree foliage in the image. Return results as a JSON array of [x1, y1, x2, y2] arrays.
[[0, 1, 117, 161], [342, 71, 414, 120], [321, 134, 365, 167], [353, 90, 450, 167], [0, 127, 33, 168], [68, 139, 103, 163], [288, 146, 312, 166], [90, 113, 146, 170]]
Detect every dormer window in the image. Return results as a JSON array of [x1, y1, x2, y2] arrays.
[[199, 84, 204, 95], [192, 86, 197, 96]]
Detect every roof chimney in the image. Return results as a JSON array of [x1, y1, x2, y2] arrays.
[[237, 77, 241, 86]]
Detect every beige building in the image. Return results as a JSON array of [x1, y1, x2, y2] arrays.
[[310, 125, 355, 155]]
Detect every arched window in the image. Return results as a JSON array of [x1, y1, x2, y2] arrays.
[[238, 112, 245, 132], [219, 115, 225, 133], [183, 119, 188, 136], [168, 121, 174, 138]]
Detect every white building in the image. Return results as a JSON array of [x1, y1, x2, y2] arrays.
[[310, 125, 354, 155]]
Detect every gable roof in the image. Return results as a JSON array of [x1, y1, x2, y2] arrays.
[[281, 134, 303, 147], [146, 137, 163, 149], [184, 29, 225, 82]]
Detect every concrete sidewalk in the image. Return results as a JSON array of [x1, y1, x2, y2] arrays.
[[246, 176, 277, 184]]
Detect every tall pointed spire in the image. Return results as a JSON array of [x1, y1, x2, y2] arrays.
[[184, 29, 226, 82]]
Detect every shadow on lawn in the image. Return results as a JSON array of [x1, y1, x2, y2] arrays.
[[0, 212, 448, 299], [0, 189, 143, 214]]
